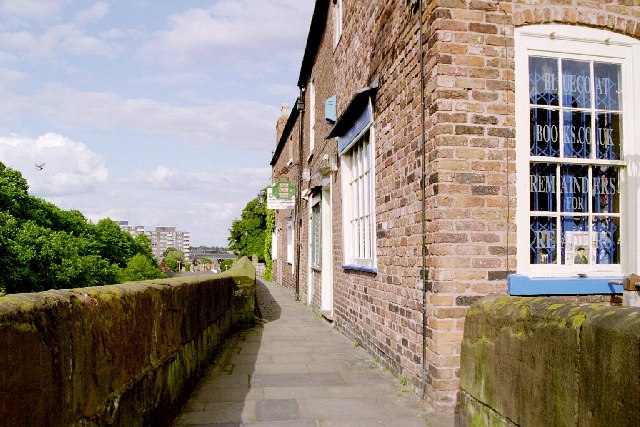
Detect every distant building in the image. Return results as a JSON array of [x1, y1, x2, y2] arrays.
[[115, 221, 145, 237], [118, 222, 190, 260]]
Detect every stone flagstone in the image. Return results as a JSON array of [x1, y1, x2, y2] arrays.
[[172, 279, 454, 427]]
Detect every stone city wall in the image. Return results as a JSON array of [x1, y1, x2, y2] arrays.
[[0, 257, 256, 426], [459, 295, 640, 426]]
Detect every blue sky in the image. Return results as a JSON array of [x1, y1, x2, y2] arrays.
[[0, 0, 314, 246]]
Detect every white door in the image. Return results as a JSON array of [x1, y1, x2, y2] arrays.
[[320, 183, 333, 318]]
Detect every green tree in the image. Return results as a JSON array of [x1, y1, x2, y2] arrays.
[[119, 254, 165, 282], [6, 222, 119, 293], [0, 212, 19, 293], [0, 162, 31, 219], [228, 198, 267, 262], [163, 248, 185, 272], [89, 218, 137, 268], [220, 259, 234, 272], [199, 257, 212, 264], [133, 233, 156, 264]]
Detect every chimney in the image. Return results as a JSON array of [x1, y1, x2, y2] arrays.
[[276, 103, 290, 144]]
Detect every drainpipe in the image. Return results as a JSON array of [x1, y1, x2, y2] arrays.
[[294, 87, 305, 301], [417, 0, 429, 400]]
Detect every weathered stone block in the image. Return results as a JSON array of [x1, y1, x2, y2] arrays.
[[460, 296, 640, 426], [0, 257, 256, 426], [578, 307, 640, 427]]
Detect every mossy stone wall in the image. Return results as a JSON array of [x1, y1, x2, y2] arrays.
[[458, 295, 640, 426], [0, 257, 256, 426]]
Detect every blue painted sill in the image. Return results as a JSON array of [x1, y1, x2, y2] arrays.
[[508, 274, 624, 296], [342, 264, 378, 274]]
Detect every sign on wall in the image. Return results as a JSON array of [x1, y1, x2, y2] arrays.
[[267, 181, 295, 210]]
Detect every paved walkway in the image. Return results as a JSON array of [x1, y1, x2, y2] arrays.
[[173, 279, 455, 427]]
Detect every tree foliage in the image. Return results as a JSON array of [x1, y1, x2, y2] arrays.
[[118, 254, 164, 282], [163, 248, 185, 272], [228, 198, 267, 262], [0, 161, 164, 294]]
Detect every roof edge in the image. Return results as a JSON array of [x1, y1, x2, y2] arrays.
[[297, 0, 330, 88]]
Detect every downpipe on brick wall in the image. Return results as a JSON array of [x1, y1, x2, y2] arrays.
[[294, 87, 305, 301]]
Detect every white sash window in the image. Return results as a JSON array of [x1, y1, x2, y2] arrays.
[[515, 25, 640, 279]]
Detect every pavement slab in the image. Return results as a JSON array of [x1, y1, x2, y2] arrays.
[[172, 279, 454, 427]]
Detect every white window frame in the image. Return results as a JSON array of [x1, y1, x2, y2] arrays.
[[286, 219, 294, 264], [341, 127, 376, 269], [515, 25, 640, 278], [334, 0, 343, 47], [272, 228, 278, 260]]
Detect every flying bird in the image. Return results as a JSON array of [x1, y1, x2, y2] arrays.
[[35, 163, 45, 171]]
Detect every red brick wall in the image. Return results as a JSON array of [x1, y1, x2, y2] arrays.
[[422, 0, 640, 411], [331, 0, 428, 400], [273, 0, 640, 414]]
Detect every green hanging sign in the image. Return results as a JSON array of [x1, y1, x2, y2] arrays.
[[271, 181, 295, 200], [267, 181, 295, 209]]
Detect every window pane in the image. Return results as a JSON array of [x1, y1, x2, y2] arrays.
[[595, 112, 622, 160], [529, 57, 559, 106], [592, 166, 619, 214], [560, 165, 589, 213], [563, 111, 591, 158], [561, 216, 590, 265], [530, 163, 557, 212], [530, 108, 560, 156], [530, 216, 557, 264], [562, 59, 591, 109], [594, 217, 619, 264], [594, 62, 622, 110]]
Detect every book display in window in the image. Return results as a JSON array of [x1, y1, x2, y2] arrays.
[[528, 56, 621, 266]]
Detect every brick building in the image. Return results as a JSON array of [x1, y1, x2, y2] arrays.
[[271, 0, 640, 413]]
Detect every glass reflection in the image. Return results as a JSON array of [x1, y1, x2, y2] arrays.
[[562, 59, 591, 109], [594, 62, 622, 111], [530, 57, 559, 106]]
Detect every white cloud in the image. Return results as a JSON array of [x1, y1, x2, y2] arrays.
[[0, 0, 69, 23], [44, 23, 118, 56], [265, 83, 300, 101], [75, 2, 110, 26], [148, 0, 313, 66], [134, 165, 271, 193], [134, 166, 192, 191], [0, 11, 122, 60], [0, 133, 108, 196], [30, 84, 280, 149], [0, 66, 26, 83]]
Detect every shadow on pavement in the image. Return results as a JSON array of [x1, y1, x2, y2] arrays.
[[171, 278, 280, 426], [255, 278, 281, 323]]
